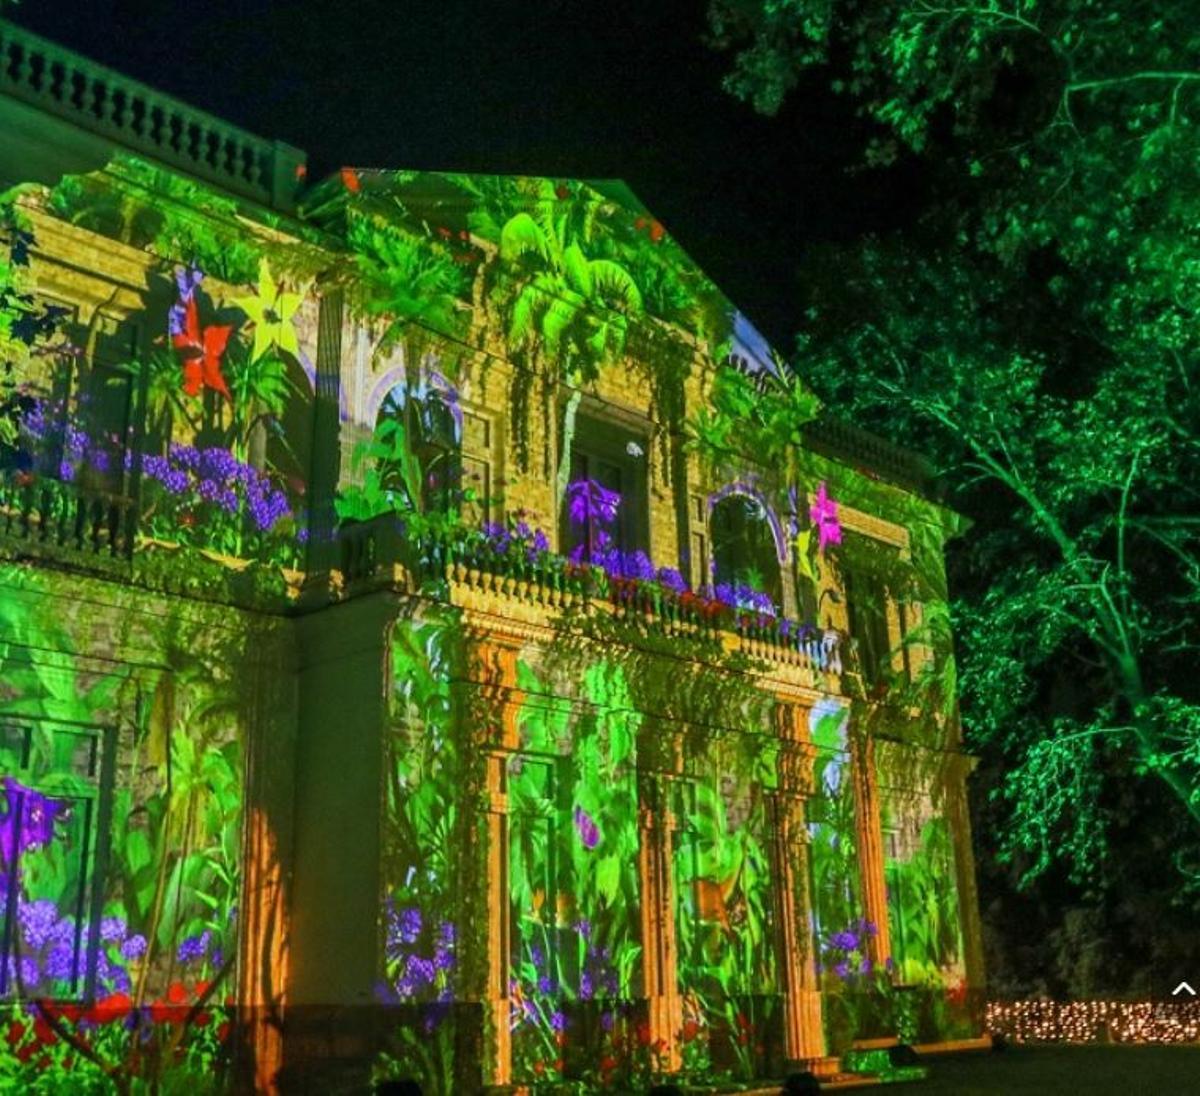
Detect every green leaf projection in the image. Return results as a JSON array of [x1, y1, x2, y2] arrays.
[[506, 660, 644, 1084], [671, 745, 782, 1077], [0, 83, 979, 1087], [0, 566, 245, 1093], [711, 0, 1200, 974]]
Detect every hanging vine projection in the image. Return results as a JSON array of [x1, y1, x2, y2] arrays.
[[1, 143, 977, 1093]]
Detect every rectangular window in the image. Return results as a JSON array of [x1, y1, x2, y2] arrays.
[[845, 567, 892, 686], [32, 309, 140, 493], [1, 719, 108, 1001], [560, 411, 648, 561]]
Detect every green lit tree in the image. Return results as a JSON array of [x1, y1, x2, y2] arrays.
[[709, 1, 1200, 893]]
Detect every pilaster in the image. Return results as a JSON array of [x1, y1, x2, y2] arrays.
[[462, 630, 524, 1087], [638, 769, 682, 1070], [945, 749, 986, 997], [850, 727, 892, 965], [773, 700, 826, 1067]]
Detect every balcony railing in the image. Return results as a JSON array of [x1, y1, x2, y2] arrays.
[[0, 475, 135, 565], [0, 485, 846, 677], [335, 517, 846, 678], [0, 18, 305, 209]]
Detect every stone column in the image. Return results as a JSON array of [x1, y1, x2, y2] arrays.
[[850, 728, 892, 965], [773, 702, 827, 1069], [284, 591, 396, 1085], [461, 629, 523, 1087], [303, 286, 345, 582], [638, 770, 682, 1069], [482, 748, 512, 1084], [945, 751, 986, 1001], [239, 622, 298, 1095], [770, 791, 826, 1066]]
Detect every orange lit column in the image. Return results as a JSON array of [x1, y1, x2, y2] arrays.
[[463, 630, 523, 1087], [772, 702, 827, 1068], [482, 747, 512, 1084], [850, 727, 892, 965], [638, 768, 682, 1070], [232, 625, 295, 1095], [771, 790, 827, 1065]]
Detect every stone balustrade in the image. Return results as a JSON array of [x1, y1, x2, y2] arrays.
[[333, 516, 846, 679], [0, 491, 846, 678], [0, 18, 305, 209], [0, 474, 135, 564]]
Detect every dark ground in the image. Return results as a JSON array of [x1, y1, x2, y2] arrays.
[[909, 1044, 1200, 1094]]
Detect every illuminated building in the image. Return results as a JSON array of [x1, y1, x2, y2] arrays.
[[0, 19, 984, 1090]]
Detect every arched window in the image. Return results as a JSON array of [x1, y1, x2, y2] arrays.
[[709, 492, 783, 610], [375, 381, 461, 513]]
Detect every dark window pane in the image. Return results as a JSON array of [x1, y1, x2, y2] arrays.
[[561, 417, 647, 561], [1, 723, 104, 1002], [710, 494, 782, 608]]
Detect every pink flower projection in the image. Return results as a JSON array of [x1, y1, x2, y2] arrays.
[[809, 481, 843, 553]]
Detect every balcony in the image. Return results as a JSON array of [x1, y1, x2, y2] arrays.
[[335, 515, 847, 683], [0, 474, 135, 575], [0, 473, 847, 684], [0, 18, 305, 209]]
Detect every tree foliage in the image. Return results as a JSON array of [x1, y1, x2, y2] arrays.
[[710, 0, 1200, 904]]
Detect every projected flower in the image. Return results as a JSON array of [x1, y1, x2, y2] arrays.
[[0, 778, 67, 864], [573, 806, 600, 850], [809, 480, 843, 553], [236, 259, 302, 362], [172, 295, 233, 400], [566, 478, 620, 527]]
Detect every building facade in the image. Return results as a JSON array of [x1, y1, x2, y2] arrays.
[[0, 19, 984, 1093]]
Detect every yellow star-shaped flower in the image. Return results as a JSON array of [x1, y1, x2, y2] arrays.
[[793, 527, 817, 582], [237, 259, 301, 362]]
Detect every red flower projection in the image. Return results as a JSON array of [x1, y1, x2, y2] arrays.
[[172, 297, 232, 400]]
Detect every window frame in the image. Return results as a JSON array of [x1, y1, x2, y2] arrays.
[[0, 716, 116, 1003], [559, 408, 649, 560]]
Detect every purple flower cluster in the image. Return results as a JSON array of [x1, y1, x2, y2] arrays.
[[566, 478, 620, 527], [5, 898, 137, 995], [510, 927, 620, 1039], [573, 806, 600, 850], [656, 566, 688, 593], [122, 933, 148, 961], [15, 397, 117, 481], [821, 917, 882, 983], [1, 778, 67, 865], [479, 518, 551, 565], [168, 264, 204, 337], [594, 546, 654, 580], [139, 443, 294, 533], [382, 897, 457, 1001], [177, 929, 212, 964], [709, 581, 776, 617]]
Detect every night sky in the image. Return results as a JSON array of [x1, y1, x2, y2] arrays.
[[11, 0, 923, 346]]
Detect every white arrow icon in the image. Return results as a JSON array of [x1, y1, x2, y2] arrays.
[[1171, 982, 1195, 996]]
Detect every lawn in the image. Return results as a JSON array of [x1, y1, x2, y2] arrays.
[[913, 1044, 1200, 1094]]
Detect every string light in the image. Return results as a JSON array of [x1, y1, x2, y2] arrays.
[[986, 1000, 1200, 1044]]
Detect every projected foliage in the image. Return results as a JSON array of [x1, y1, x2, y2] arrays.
[[1, 135, 977, 1093], [0, 568, 243, 1093], [710, 7, 1200, 1004]]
